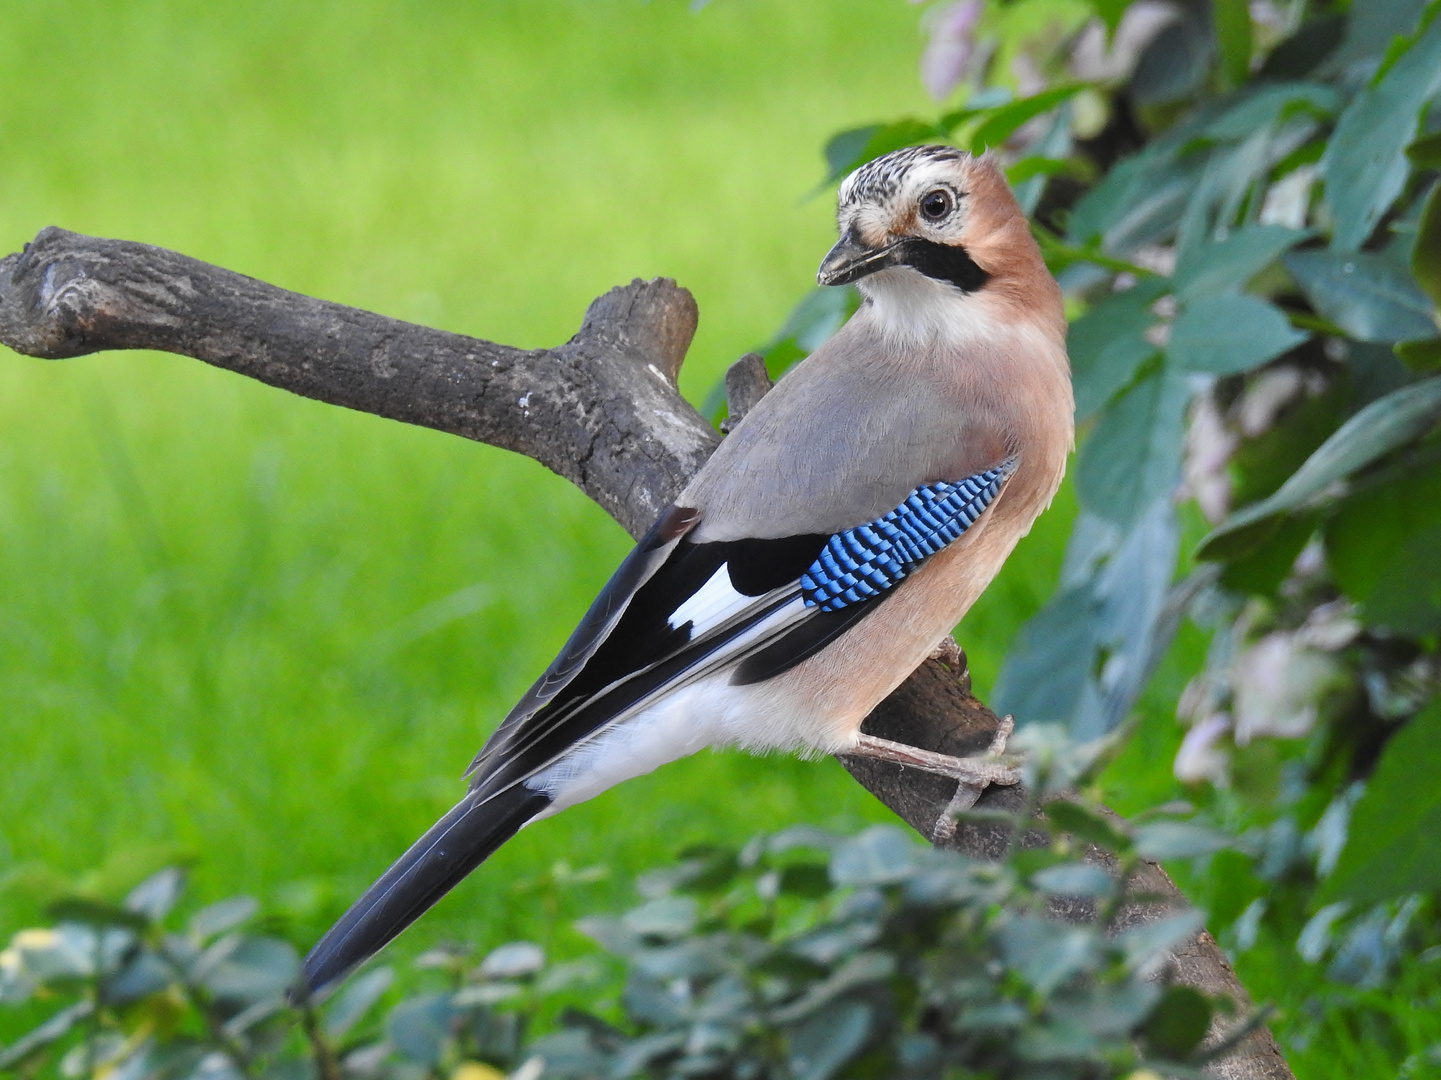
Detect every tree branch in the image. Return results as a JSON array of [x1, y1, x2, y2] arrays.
[[0, 227, 711, 536], [0, 228, 1292, 1079]]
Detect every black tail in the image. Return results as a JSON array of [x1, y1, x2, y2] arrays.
[[301, 785, 551, 994]]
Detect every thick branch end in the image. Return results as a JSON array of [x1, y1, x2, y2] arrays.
[[720, 352, 772, 433], [0, 227, 116, 358], [574, 277, 698, 384]]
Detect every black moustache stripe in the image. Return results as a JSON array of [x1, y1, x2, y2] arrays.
[[895, 238, 989, 293]]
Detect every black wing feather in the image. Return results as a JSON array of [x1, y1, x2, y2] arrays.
[[467, 506, 699, 776]]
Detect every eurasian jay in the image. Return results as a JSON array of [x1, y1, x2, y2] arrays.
[[301, 146, 1073, 992]]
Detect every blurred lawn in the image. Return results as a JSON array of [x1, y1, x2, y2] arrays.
[[0, 0, 1074, 960]]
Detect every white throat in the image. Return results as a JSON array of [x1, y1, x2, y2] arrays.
[[857, 266, 997, 349]]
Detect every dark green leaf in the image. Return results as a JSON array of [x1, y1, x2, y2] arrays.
[[1167, 295, 1307, 375], [1218, 511, 1319, 596], [820, 119, 942, 186], [1131, 12, 1213, 106], [387, 993, 454, 1066], [1321, 14, 1441, 251], [1141, 985, 1214, 1058], [1044, 801, 1133, 854], [1396, 337, 1441, 371], [1412, 181, 1441, 308], [525, 1027, 610, 1079], [829, 826, 917, 886], [263, 1062, 317, 1080], [822, 126, 876, 185], [1006, 156, 1081, 184], [321, 966, 393, 1038], [608, 1031, 687, 1078], [1329, 0, 1429, 68], [479, 941, 545, 978], [1174, 226, 1309, 301], [1201, 82, 1339, 140], [966, 85, 1084, 154], [1118, 910, 1207, 972], [1050, 980, 1162, 1039], [1075, 366, 1191, 526], [1014, 1018, 1099, 1063], [1225, 391, 1343, 521], [1199, 374, 1441, 557], [999, 915, 1097, 996], [1212, 0, 1253, 89], [786, 1000, 872, 1080], [104, 951, 175, 1004], [777, 863, 832, 899], [995, 502, 1180, 738], [0, 1001, 93, 1070], [774, 952, 895, 1023], [953, 1002, 1028, 1032], [766, 826, 838, 855], [1134, 821, 1234, 859], [1067, 151, 1198, 253], [1409, 132, 1441, 170], [46, 897, 148, 931], [937, 86, 1012, 130], [992, 586, 1102, 728], [1092, 0, 1129, 36], [1285, 249, 1436, 343], [1327, 701, 1441, 902], [1069, 279, 1167, 419], [124, 868, 186, 922], [1259, 16, 1345, 78], [1031, 863, 1116, 899], [188, 897, 259, 942], [621, 896, 697, 939], [1325, 460, 1441, 634], [200, 937, 298, 1004]]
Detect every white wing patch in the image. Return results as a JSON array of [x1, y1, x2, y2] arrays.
[[667, 564, 752, 634], [527, 595, 811, 816]]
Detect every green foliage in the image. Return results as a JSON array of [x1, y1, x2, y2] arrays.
[[2, 770, 1248, 1080], [1198, 374, 1441, 559], [1074, 365, 1190, 526], [1327, 701, 1441, 902], [763, 0, 1441, 1071], [1320, 8, 1441, 253]]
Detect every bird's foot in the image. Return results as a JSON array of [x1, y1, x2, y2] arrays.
[[847, 717, 1019, 843], [928, 634, 965, 670]]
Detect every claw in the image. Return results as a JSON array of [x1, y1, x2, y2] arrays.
[[845, 726, 1021, 844]]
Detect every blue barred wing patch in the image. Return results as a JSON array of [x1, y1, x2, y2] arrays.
[[800, 465, 1010, 612]]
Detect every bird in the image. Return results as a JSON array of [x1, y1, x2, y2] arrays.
[[299, 145, 1073, 994]]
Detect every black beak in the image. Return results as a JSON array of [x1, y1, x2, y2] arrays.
[[816, 230, 901, 287]]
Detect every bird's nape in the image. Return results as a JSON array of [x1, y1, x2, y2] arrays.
[[299, 784, 551, 995]]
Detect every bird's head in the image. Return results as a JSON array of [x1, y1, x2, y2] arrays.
[[819, 146, 1058, 342]]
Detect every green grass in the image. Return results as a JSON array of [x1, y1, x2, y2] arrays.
[[0, 0, 1072, 965]]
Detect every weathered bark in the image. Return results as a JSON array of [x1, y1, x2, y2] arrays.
[[0, 228, 1292, 1079]]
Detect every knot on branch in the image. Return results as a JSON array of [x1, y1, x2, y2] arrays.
[[573, 277, 698, 384], [1, 227, 109, 358], [0, 227, 191, 360]]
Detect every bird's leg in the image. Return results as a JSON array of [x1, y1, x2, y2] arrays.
[[847, 716, 1019, 842], [849, 715, 1018, 787]]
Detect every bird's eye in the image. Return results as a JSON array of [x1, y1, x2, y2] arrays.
[[919, 188, 954, 222]]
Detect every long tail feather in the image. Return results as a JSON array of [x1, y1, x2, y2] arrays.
[[301, 785, 551, 993]]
